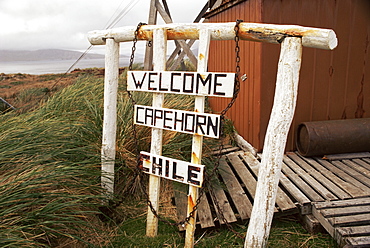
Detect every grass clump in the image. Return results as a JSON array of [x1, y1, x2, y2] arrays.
[[0, 70, 198, 247]]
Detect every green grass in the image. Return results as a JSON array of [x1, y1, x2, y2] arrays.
[[110, 215, 336, 248], [0, 71, 200, 247], [0, 69, 337, 247], [10, 80, 26, 85]]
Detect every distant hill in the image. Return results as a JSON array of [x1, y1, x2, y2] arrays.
[[0, 49, 105, 62]]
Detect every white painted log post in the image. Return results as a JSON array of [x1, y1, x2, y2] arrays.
[[184, 28, 211, 248], [101, 38, 120, 196], [244, 37, 302, 247], [88, 22, 337, 50], [146, 28, 167, 237]]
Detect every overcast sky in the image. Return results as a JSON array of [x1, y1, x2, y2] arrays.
[[0, 0, 208, 54]]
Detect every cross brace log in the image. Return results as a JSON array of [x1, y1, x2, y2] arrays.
[[88, 22, 337, 50]]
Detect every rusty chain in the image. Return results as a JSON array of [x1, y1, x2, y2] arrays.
[[125, 20, 246, 235]]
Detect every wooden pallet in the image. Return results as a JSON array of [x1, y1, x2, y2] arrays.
[[279, 152, 370, 214], [174, 150, 298, 230], [174, 149, 370, 247], [312, 198, 370, 247]]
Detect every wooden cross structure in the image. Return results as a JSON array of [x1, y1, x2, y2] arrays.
[[88, 22, 337, 248], [143, 0, 211, 71]]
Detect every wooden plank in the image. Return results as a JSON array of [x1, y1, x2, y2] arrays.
[[211, 185, 238, 224], [218, 158, 252, 220], [197, 193, 215, 229], [233, 151, 297, 212], [287, 153, 351, 199], [312, 205, 335, 237], [314, 158, 370, 194], [174, 189, 189, 231], [226, 153, 258, 197], [314, 197, 370, 209], [320, 205, 370, 218], [327, 213, 370, 227], [284, 155, 338, 200], [240, 152, 311, 211], [363, 158, 370, 164], [298, 155, 368, 198], [336, 225, 370, 237], [353, 158, 370, 171], [282, 158, 325, 202], [345, 237, 370, 247], [341, 160, 370, 179], [331, 160, 370, 188], [323, 152, 370, 161]]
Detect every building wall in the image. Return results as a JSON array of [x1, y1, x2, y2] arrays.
[[207, 0, 263, 148], [207, 0, 370, 151]]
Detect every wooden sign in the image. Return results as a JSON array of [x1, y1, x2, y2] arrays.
[[139, 151, 204, 187], [127, 71, 235, 97], [134, 105, 221, 138]]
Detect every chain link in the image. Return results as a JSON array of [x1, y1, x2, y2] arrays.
[[126, 21, 246, 234]]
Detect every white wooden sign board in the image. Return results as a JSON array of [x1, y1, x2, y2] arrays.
[[140, 151, 204, 187], [134, 104, 221, 138], [127, 71, 235, 97]]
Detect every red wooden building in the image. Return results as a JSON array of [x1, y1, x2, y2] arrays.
[[205, 0, 370, 151]]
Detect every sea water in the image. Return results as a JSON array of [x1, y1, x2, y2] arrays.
[[0, 58, 133, 75]]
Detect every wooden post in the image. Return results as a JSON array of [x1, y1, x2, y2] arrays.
[[146, 28, 167, 237], [101, 38, 120, 196], [184, 28, 211, 248], [244, 37, 302, 247]]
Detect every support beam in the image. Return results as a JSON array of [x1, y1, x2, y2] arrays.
[[143, 0, 157, 70], [244, 37, 303, 248], [101, 38, 120, 196], [88, 22, 337, 50], [184, 28, 211, 248], [154, 0, 197, 68], [146, 28, 167, 237]]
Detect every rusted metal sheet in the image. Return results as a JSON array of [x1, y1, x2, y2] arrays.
[[207, 0, 370, 152]]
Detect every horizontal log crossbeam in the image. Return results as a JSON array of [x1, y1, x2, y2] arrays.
[[88, 22, 337, 50]]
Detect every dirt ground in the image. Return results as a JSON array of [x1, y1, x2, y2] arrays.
[[0, 68, 105, 109]]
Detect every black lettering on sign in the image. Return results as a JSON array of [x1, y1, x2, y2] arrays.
[[158, 73, 168, 91], [183, 73, 194, 93], [172, 162, 184, 182], [134, 105, 221, 138], [184, 113, 195, 132], [196, 73, 212, 94], [148, 72, 157, 90], [139, 151, 204, 187], [187, 165, 201, 186], [214, 73, 227, 96], [154, 109, 163, 126], [170, 72, 181, 92], [136, 106, 145, 124], [139, 153, 150, 172], [174, 112, 184, 131], [207, 116, 219, 137], [145, 108, 154, 125], [163, 110, 173, 129], [195, 115, 207, 135], [131, 72, 147, 89], [165, 160, 170, 177]]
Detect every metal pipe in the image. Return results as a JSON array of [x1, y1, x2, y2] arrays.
[[296, 118, 370, 157]]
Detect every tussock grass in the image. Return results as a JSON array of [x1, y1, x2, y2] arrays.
[[0, 70, 199, 247], [0, 69, 335, 247]]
